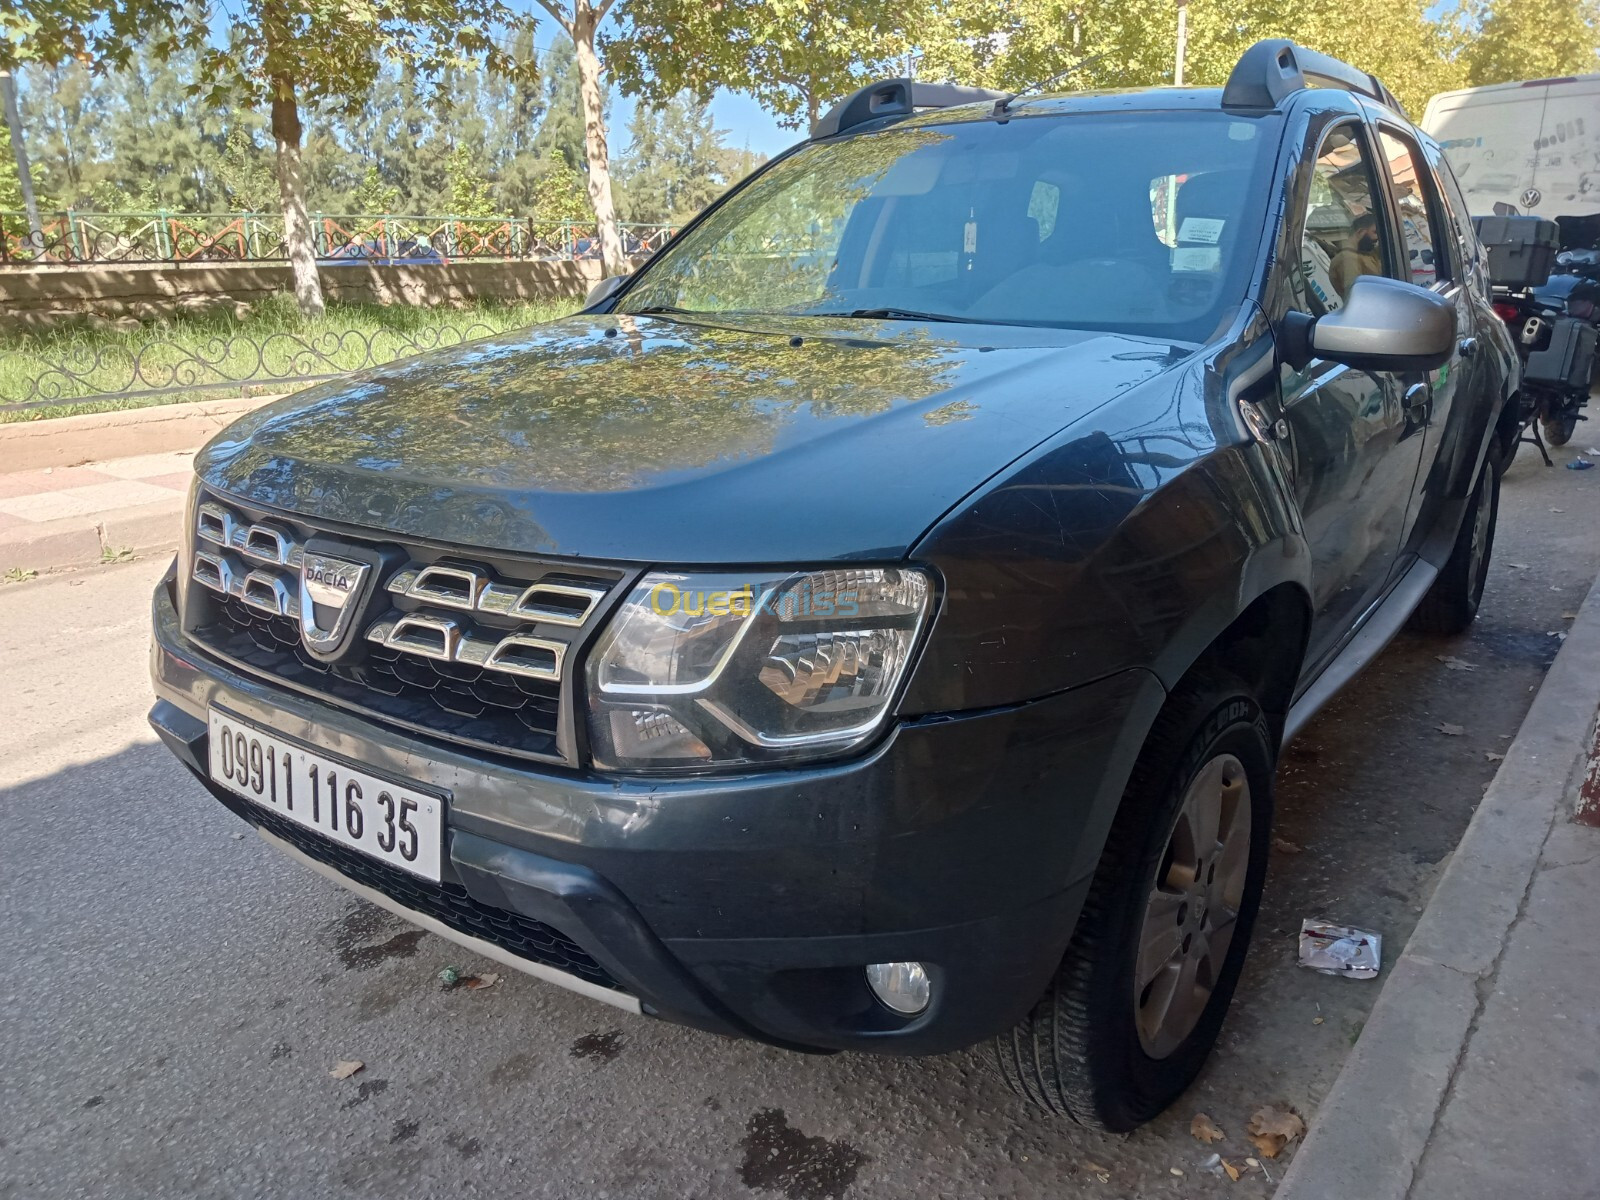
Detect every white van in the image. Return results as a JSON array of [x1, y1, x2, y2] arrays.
[[1421, 75, 1600, 218]]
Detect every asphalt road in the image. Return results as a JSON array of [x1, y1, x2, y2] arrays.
[[4, 437, 1599, 1200]]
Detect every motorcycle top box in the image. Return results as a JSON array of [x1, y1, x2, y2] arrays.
[[1473, 214, 1561, 288]]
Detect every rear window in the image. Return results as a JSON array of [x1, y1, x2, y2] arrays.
[[620, 111, 1283, 343]]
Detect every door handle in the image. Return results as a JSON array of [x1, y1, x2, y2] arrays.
[[1458, 336, 1479, 359]]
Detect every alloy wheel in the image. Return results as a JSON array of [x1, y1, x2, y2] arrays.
[[1133, 752, 1252, 1059]]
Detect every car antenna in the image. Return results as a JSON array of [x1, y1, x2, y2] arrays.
[[993, 53, 1106, 115]]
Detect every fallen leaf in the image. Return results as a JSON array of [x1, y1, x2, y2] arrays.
[[329, 1059, 364, 1080], [1223, 1160, 1242, 1181], [1563, 611, 1580, 620], [466, 972, 500, 990], [1437, 723, 1464, 736], [1273, 838, 1304, 854], [1313, 1016, 1325, 1025], [1081, 1161, 1112, 1182], [1246, 1105, 1306, 1158], [1191, 1113, 1226, 1143], [1485, 752, 1504, 763], [1436, 655, 1476, 671]]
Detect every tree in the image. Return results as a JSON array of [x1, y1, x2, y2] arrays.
[[215, 127, 277, 210], [528, 149, 591, 223], [1463, 0, 1600, 86], [608, 0, 934, 130], [619, 92, 731, 222], [530, 1, 627, 275], [20, 2, 533, 315], [445, 146, 499, 217], [912, 0, 1463, 118]]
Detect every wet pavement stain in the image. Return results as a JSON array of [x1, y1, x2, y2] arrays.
[[268, 1042, 292, 1062], [488, 1052, 538, 1085], [389, 1119, 419, 1145], [444, 1132, 482, 1159], [738, 1108, 866, 1200], [325, 901, 426, 971], [569, 1029, 625, 1062], [340, 1079, 389, 1111], [339, 930, 427, 972]]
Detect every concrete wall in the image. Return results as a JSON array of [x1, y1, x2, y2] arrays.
[[0, 259, 610, 329]]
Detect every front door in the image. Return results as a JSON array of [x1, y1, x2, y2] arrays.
[[1275, 119, 1427, 673]]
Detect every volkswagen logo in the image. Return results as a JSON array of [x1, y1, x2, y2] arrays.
[[299, 550, 373, 658], [1521, 187, 1542, 210]]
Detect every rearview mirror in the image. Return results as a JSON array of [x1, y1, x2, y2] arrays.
[[584, 274, 627, 308], [1279, 275, 1455, 372]]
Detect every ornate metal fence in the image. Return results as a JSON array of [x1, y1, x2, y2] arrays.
[[0, 320, 516, 411], [0, 211, 676, 265]]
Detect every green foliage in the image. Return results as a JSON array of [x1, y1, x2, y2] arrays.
[[0, 117, 49, 212], [914, 0, 1466, 117], [609, 0, 936, 128], [619, 92, 732, 222], [1462, 0, 1600, 86], [445, 146, 500, 217], [216, 128, 277, 211], [528, 149, 591, 223], [348, 165, 401, 214]]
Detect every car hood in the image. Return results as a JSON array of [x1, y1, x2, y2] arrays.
[[197, 313, 1192, 564]]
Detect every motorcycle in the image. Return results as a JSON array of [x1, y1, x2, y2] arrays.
[[1489, 246, 1599, 454]]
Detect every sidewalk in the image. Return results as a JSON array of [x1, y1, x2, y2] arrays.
[[1279, 569, 1600, 1199], [0, 450, 192, 574]]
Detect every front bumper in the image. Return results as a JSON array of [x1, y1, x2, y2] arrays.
[[151, 568, 1164, 1055]]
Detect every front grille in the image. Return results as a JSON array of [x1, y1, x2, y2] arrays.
[[221, 791, 623, 993], [183, 493, 625, 765]]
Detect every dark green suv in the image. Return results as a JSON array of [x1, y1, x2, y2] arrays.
[[150, 40, 1518, 1129]]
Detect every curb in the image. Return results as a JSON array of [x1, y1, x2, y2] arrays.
[[0, 394, 278, 474], [0, 494, 184, 576], [1274, 568, 1600, 1199]]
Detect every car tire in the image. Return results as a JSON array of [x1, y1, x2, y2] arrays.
[[1409, 460, 1499, 636], [992, 671, 1274, 1132]]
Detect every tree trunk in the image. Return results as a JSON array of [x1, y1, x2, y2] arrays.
[[572, 11, 626, 277], [270, 80, 325, 318], [0, 72, 43, 254]]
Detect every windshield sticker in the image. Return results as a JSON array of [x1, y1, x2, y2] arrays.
[[1172, 246, 1222, 272], [1179, 217, 1226, 244]]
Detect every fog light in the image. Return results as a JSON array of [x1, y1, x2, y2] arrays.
[[865, 961, 931, 1015]]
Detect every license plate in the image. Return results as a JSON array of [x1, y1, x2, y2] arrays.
[[207, 709, 444, 882]]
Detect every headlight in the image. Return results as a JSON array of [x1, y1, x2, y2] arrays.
[[585, 567, 933, 771]]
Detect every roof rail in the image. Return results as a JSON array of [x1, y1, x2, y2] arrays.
[[1222, 39, 1404, 115], [811, 78, 1008, 139]]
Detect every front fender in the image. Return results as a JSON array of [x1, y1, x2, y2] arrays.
[[903, 353, 1310, 715]]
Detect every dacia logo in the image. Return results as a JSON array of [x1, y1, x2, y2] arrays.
[[305, 561, 357, 594], [299, 550, 373, 658]]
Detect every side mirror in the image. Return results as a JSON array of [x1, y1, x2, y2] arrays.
[[584, 275, 627, 308], [1279, 275, 1456, 372]]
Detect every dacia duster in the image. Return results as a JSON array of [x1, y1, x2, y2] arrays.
[[150, 41, 1519, 1129]]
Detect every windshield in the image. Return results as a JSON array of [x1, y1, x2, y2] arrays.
[[619, 109, 1282, 342]]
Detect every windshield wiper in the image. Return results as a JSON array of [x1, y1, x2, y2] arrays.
[[818, 307, 973, 324]]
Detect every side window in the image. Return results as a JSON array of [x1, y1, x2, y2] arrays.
[[1377, 129, 1448, 288], [1429, 147, 1483, 285], [1294, 124, 1391, 316]]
